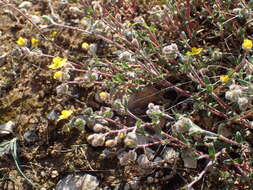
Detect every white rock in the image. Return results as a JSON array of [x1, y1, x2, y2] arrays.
[[30, 15, 42, 24], [56, 174, 99, 190], [18, 1, 32, 8], [0, 121, 15, 135]]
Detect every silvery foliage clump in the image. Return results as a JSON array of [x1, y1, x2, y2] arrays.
[[146, 103, 166, 125], [80, 107, 113, 132], [87, 133, 106, 147], [162, 43, 180, 58], [118, 51, 136, 62], [172, 117, 204, 135], [112, 95, 129, 115], [225, 83, 252, 110], [68, 106, 116, 147], [56, 83, 70, 96]]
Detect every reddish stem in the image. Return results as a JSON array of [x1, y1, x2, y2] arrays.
[[186, 0, 192, 38]]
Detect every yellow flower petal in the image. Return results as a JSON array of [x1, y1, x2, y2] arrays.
[[31, 37, 39, 47], [186, 47, 203, 55], [48, 57, 67, 69], [99, 92, 109, 100], [81, 42, 90, 50], [220, 75, 229, 83], [125, 140, 134, 146], [242, 39, 253, 51], [51, 31, 57, 38], [53, 71, 63, 79], [118, 132, 126, 139], [57, 110, 73, 121], [16, 37, 26, 46]]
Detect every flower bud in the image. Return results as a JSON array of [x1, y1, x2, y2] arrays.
[[93, 123, 106, 132], [225, 91, 234, 101], [124, 132, 137, 147], [162, 43, 179, 55], [238, 97, 249, 110], [105, 139, 117, 147], [72, 118, 86, 131], [95, 92, 110, 103], [172, 117, 190, 134], [118, 51, 135, 62], [87, 133, 105, 147]]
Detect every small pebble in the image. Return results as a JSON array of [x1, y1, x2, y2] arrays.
[[147, 176, 154, 184], [56, 173, 99, 190], [18, 1, 32, 8], [51, 170, 59, 178]]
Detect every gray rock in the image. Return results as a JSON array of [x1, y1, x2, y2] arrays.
[[0, 121, 15, 136], [56, 173, 99, 190], [181, 149, 197, 169], [24, 126, 38, 143], [0, 53, 7, 66], [46, 110, 59, 121]]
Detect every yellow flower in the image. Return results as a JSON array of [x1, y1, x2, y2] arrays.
[[50, 31, 57, 41], [51, 31, 57, 37], [81, 42, 90, 50], [104, 139, 117, 147], [16, 37, 26, 46], [186, 47, 203, 55], [58, 110, 73, 121], [220, 75, 229, 83], [99, 92, 109, 100], [31, 37, 39, 47], [118, 132, 126, 139], [125, 140, 134, 147], [53, 71, 63, 79], [48, 56, 67, 69], [242, 39, 253, 51]]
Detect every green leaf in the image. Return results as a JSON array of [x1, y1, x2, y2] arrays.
[[73, 118, 86, 131], [206, 85, 213, 93], [203, 76, 211, 85], [208, 143, 216, 159], [185, 119, 204, 135], [135, 120, 142, 128], [176, 133, 191, 145], [136, 120, 145, 135], [237, 79, 250, 86]]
